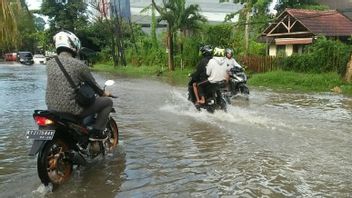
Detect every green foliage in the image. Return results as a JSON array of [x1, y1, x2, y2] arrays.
[[41, 0, 87, 33], [0, 0, 19, 51], [279, 37, 352, 75], [16, 7, 36, 51], [181, 36, 202, 68], [248, 40, 266, 55], [275, 0, 328, 13], [152, 0, 206, 70], [205, 24, 234, 47], [34, 16, 46, 31], [125, 35, 167, 67]]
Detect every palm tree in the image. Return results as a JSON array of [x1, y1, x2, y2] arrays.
[[0, 0, 19, 51], [179, 3, 206, 37], [178, 3, 206, 69], [152, 0, 206, 71]]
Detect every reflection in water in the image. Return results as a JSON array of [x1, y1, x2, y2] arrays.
[[0, 64, 351, 197]]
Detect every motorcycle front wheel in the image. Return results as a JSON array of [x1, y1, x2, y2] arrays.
[[240, 84, 250, 95], [37, 138, 73, 186]]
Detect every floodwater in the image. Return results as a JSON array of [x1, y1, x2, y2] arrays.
[[0, 63, 351, 197]]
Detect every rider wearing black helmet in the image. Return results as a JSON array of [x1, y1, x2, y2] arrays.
[[190, 45, 213, 104]]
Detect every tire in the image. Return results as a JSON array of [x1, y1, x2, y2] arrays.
[[104, 117, 119, 151], [240, 85, 250, 95], [37, 138, 73, 186], [219, 97, 227, 112]]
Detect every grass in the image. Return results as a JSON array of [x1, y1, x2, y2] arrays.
[[92, 63, 352, 96], [92, 63, 192, 85], [248, 70, 352, 95]]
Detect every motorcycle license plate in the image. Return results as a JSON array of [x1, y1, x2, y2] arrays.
[[26, 130, 55, 140]]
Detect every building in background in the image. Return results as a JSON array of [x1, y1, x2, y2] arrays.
[[261, 9, 352, 57], [87, 0, 131, 20]]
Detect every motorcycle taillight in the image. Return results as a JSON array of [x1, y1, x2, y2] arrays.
[[34, 116, 54, 126]]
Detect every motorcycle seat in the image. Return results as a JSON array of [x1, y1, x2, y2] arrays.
[[51, 111, 82, 123]]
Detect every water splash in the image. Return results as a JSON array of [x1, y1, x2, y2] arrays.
[[32, 183, 53, 197], [160, 89, 292, 130]]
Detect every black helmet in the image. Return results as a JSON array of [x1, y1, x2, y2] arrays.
[[200, 45, 213, 56], [225, 48, 233, 57]]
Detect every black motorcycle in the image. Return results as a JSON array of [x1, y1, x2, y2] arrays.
[[26, 80, 119, 187], [227, 66, 250, 100], [188, 80, 227, 113]]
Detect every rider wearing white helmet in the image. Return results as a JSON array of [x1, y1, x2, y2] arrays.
[[46, 30, 113, 141], [195, 47, 228, 105], [224, 48, 242, 71], [53, 30, 81, 57], [206, 47, 228, 83]]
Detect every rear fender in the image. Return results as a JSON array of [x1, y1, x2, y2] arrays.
[[29, 140, 47, 156]]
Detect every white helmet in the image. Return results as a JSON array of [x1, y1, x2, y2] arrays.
[[53, 30, 81, 55]]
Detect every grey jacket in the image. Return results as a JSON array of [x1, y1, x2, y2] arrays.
[[45, 52, 103, 115]]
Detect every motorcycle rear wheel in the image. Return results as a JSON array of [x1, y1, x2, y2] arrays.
[[37, 138, 73, 186]]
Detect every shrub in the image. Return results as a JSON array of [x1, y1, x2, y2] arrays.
[[204, 23, 234, 47], [279, 37, 352, 75]]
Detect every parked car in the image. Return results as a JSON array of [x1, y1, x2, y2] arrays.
[[17, 51, 34, 65], [4, 53, 17, 61], [33, 54, 46, 64]]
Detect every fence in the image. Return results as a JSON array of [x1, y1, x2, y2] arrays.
[[238, 55, 280, 73]]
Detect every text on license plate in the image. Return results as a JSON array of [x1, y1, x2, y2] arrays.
[[26, 130, 55, 140]]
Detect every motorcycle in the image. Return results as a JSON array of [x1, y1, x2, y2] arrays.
[[226, 66, 250, 101], [26, 80, 119, 187], [188, 79, 228, 113]]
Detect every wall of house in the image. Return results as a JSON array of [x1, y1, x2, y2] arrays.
[[286, 44, 293, 56], [269, 44, 298, 57], [269, 44, 276, 56]]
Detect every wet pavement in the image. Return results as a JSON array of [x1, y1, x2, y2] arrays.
[[0, 63, 351, 197]]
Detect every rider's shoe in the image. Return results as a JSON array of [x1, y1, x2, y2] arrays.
[[89, 129, 107, 141]]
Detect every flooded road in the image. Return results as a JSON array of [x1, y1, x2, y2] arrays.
[[0, 63, 351, 197]]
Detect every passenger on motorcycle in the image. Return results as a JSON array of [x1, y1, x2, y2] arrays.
[[196, 47, 228, 104], [224, 48, 242, 71], [190, 45, 213, 105], [46, 30, 113, 141]]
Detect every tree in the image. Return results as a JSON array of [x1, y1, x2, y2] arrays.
[[220, 0, 271, 54], [221, 0, 271, 54], [86, 0, 130, 66], [152, 0, 206, 71], [41, 0, 87, 33], [16, 1, 37, 52], [0, 0, 19, 51]]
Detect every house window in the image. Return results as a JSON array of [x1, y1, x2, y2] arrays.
[[277, 45, 286, 57], [293, 45, 300, 54], [293, 44, 308, 54]]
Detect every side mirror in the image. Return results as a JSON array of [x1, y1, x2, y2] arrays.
[[104, 80, 115, 87]]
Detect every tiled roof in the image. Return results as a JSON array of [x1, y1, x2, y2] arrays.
[[286, 8, 352, 36]]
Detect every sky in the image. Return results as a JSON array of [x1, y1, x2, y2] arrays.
[[26, 0, 278, 21], [26, 0, 42, 10]]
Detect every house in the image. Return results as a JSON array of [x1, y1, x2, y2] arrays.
[[261, 8, 352, 57]]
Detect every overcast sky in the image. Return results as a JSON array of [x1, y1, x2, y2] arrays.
[[26, 0, 42, 10], [26, 0, 278, 20]]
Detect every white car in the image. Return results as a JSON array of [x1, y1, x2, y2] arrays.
[[33, 54, 47, 64]]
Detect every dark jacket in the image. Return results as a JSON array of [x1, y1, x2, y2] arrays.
[[45, 52, 103, 115], [190, 55, 212, 83]]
